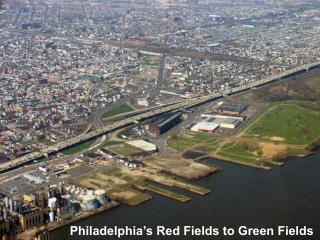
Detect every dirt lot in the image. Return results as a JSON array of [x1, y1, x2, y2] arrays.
[[143, 154, 218, 180]]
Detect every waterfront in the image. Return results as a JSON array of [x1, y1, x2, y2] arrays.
[[53, 150, 320, 240]]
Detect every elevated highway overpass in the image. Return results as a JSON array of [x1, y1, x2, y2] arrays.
[[1, 61, 319, 174]]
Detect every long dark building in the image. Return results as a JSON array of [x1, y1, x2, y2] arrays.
[[149, 112, 182, 136]]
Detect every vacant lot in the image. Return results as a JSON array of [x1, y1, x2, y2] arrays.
[[168, 132, 213, 152], [244, 102, 320, 145], [109, 144, 141, 157], [144, 154, 218, 180], [102, 103, 134, 118]]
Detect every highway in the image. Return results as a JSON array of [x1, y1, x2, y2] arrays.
[[148, 54, 166, 106], [0, 61, 319, 174]]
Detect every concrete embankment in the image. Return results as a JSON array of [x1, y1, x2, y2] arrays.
[[208, 154, 272, 171], [135, 183, 191, 203]]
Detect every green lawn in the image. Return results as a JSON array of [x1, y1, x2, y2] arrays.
[[61, 139, 96, 155], [244, 103, 320, 145], [217, 142, 258, 163], [109, 144, 141, 157], [168, 132, 212, 152], [102, 104, 134, 118], [103, 140, 123, 147], [195, 138, 220, 152]]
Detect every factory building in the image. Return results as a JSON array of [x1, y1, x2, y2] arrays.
[[148, 113, 182, 136], [0, 219, 9, 236], [215, 101, 249, 116], [19, 208, 44, 231], [192, 115, 243, 132], [23, 173, 45, 185], [202, 115, 243, 129], [191, 122, 219, 133]]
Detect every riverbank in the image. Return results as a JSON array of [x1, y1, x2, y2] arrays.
[[20, 201, 120, 240], [50, 149, 320, 240]]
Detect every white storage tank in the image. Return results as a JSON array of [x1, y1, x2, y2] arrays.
[[95, 189, 106, 205], [48, 197, 57, 212], [81, 195, 97, 210], [87, 190, 94, 196], [49, 211, 55, 222]]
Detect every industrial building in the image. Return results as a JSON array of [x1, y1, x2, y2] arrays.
[[23, 173, 46, 185], [204, 115, 243, 129], [192, 115, 243, 133], [0, 219, 9, 236], [215, 101, 249, 116], [125, 140, 158, 153], [19, 208, 44, 231], [191, 122, 219, 133], [148, 112, 182, 136]]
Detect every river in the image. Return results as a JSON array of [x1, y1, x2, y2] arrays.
[[52, 149, 320, 240]]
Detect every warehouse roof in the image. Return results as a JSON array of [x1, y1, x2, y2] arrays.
[[191, 122, 219, 132], [126, 140, 158, 152], [150, 112, 181, 128]]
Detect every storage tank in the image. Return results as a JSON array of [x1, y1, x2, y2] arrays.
[[48, 197, 57, 212], [95, 189, 106, 205], [81, 195, 97, 210], [13, 201, 17, 212], [4, 197, 8, 208], [62, 194, 71, 207], [49, 211, 55, 222], [87, 190, 94, 196]]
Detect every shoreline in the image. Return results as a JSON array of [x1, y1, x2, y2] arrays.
[[21, 201, 120, 239]]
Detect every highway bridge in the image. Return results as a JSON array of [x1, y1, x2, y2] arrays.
[[1, 61, 319, 174]]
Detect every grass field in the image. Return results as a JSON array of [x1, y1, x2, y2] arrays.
[[61, 139, 96, 155], [168, 132, 212, 152], [102, 103, 134, 118], [109, 144, 141, 157], [244, 102, 320, 145], [102, 140, 123, 147], [217, 142, 259, 163], [195, 138, 220, 152]]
